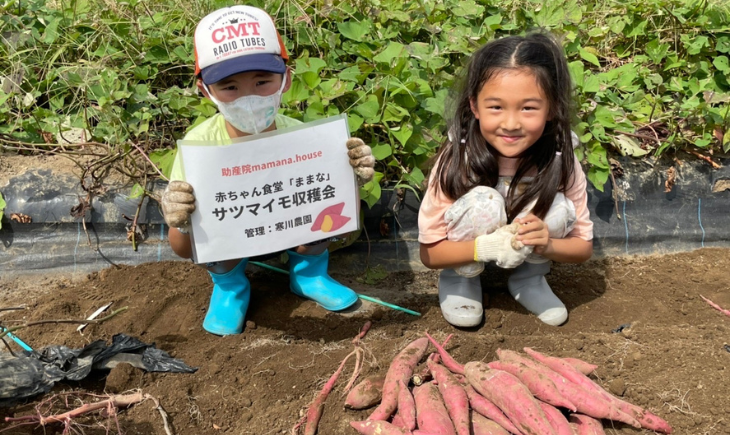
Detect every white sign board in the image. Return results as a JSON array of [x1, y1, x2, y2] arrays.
[[178, 114, 359, 264]]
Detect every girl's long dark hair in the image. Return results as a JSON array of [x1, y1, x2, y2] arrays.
[[432, 31, 576, 222]]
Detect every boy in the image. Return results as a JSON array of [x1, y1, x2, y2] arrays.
[[161, 5, 375, 336]]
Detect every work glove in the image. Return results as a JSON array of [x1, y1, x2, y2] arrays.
[[161, 180, 196, 231], [346, 138, 375, 185], [474, 223, 533, 269]]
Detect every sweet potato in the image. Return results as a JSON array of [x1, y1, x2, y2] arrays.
[[498, 349, 641, 428], [562, 357, 597, 375], [463, 384, 523, 435], [412, 382, 457, 435], [464, 361, 556, 435], [488, 360, 577, 411], [427, 359, 470, 435], [390, 413, 407, 430], [350, 420, 412, 435], [471, 411, 511, 435], [424, 332, 464, 375], [569, 414, 606, 435], [523, 347, 672, 434], [539, 402, 574, 435], [368, 337, 430, 421], [396, 379, 416, 431], [345, 374, 386, 410], [412, 353, 439, 386]]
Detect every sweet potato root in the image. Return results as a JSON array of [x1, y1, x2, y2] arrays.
[[488, 360, 577, 411], [562, 357, 597, 375], [412, 382, 457, 435], [465, 361, 556, 435], [539, 402, 574, 435], [345, 374, 386, 410], [396, 379, 416, 431], [350, 420, 412, 435], [569, 414, 606, 435], [368, 337, 430, 421], [424, 332, 464, 375], [498, 349, 641, 428], [524, 347, 672, 434], [427, 359, 470, 435], [471, 411, 511, 435], [463, 384, 523, 435]]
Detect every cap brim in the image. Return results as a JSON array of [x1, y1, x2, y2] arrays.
[[200, 53, 286, 85]]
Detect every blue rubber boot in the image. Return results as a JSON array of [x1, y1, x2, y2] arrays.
[[203, 259, 250, 335], [287, 250, 358, 311]]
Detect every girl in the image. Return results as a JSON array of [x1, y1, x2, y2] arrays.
[[418, 31, 593, 327]]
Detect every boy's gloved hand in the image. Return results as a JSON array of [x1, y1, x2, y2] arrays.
[[474, 223, 533, 268], [346, 138, 375, 184], [161, 181, 196, 231]]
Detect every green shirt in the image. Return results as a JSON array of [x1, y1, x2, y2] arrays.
[[169, 113, 302, 181]]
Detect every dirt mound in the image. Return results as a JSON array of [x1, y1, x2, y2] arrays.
[[1, 248, 729, 434]]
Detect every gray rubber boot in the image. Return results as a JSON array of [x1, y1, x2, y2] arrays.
[[438, 269, 483, 327], [508, 261, 568, 326]]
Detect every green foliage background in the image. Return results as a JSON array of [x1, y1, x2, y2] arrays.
[[1, 0, 729, 208]]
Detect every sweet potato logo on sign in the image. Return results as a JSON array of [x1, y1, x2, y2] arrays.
[[311, 203, 351, 233]]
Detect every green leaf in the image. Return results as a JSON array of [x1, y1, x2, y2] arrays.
[[128, 183, 145, 199], [593, 105, 618, 128], [355, 95, 380, 121], [372, 143, 392, 160], [373, 42, 406, 64], [612, 134, 648, 157], [483, 14, 502, 28], [42, 17, 61, 44], [718, 36, 730, 54], [451, 0, 484, 17], [382, 103, 409, 123], [406, 167, 425, 186], [390, 124, 413, 146], [359, 172, 384, 209], [586, 142, 609, 169], [337, 20, 371, 42], [568, 61, 584, 88], [579, 47, 600, 67], [713, 56, 730, 73], [587, 167, 609, 192], [424, 89, 447, 115], [583, 74, 601, 93], [149, 149, 176, 179], [339, 66, 361, 83], [347, 113, 364, 132]]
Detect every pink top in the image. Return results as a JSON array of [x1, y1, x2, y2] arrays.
[[418, 154, 594, 244]]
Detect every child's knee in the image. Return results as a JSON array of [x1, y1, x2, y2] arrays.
[[445, 186, 507, 240], [543, 193, 576, 238]]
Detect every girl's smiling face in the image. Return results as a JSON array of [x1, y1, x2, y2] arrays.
[[470, 69, 550, 158]]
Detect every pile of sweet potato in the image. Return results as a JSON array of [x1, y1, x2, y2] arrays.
[[345, 333, 672, 435]]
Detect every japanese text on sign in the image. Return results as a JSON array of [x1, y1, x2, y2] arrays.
[[178, 114, 359, 264]]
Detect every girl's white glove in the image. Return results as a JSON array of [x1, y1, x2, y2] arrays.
[[474, 223, 533, 269], [346, 138, 375, 185], [161, 180, 196, 231]]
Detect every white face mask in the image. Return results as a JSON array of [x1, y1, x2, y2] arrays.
[[205, 75, 287, 135]]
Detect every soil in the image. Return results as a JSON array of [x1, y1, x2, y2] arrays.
[[1, 248, 730, 435]]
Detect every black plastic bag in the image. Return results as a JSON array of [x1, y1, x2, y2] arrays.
[[0, 333, 197, 407]]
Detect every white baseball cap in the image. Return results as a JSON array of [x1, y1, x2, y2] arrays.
[[194, 5, 289, 85]]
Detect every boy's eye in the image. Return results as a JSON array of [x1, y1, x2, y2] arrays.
[[256, 80, 271, 86]]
